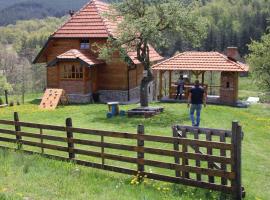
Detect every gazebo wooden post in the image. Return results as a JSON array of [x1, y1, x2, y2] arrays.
[[169, 71, 172, 99], [202, 71, 205, 85], [192, 71, 201, 80], [158, 70, 164, 100]]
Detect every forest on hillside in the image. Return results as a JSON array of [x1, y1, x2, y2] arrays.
[[0, 17, 65, 98], [0, 0, 88, 26], [0, 0, 269, 99]]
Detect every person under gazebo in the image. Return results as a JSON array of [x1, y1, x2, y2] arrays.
[[175, 75, 185, 100]]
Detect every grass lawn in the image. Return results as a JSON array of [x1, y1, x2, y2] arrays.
[[238, 76, 262, 100], [0, 99, 269, 200]]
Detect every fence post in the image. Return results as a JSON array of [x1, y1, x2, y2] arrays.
[[172, 126, 180, 177], [181, 128, 189, 179], [14, 112, 22, 150], [66, 118, 75, 160], [231, 121, 242, 200], [194, 129, 201, 181], [206, 131, 214, 183], [40, 128, 44, 154], [4, 90, 8, 105], [137, 125, 144, 174], [101, 135, 105, 167]]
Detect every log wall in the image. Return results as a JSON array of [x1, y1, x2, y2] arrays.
[[43, 38, 143, 95]]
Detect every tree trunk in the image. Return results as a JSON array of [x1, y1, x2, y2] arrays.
[[136, 39, 152, 107], [140, 70, 153, 107]]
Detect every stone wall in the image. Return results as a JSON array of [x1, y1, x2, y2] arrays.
[[99, 82, 155, 103], [99, 86, 140, 103], [66, 82, 155, 104], [67, 93, 92, 104], [129, 86, 140, 101]]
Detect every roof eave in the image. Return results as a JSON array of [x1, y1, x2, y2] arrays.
[[152, 68, 248, 72], [46, 57, 103, 68], [33, 36, 53, 64], [51, 36, 109, 39]]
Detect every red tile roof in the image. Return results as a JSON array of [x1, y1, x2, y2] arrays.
[[35, 0, 163, 65], [56, 49, 104, 66], [152, 52, 249, 72], [53, 0, 119, 38]]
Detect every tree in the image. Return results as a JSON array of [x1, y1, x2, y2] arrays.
[[101, 0, 207, 107], [247, 33, 270, 92], [0, 75, 12, 94]]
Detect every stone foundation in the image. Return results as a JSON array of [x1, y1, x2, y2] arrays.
[[66, 83, 154, 104], [99, 83, 155, 103], [67, 93, 92, 104], [129, 87, 140, 101], [99, 87, 140, 103]]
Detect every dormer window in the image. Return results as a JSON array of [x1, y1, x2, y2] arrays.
[[80, 39, 90, 49]]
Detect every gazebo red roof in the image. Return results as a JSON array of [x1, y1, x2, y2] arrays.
[[152, 52, 249, 72]]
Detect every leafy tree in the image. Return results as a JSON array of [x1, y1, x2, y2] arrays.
[[101, 0, 207, 107], [247, 33, 270, 91], [0, 75, 12, 94]]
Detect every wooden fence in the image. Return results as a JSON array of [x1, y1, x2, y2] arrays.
[[0, 112, 245, 199]]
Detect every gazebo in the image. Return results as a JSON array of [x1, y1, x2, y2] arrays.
[[152, 47, 249, 105]]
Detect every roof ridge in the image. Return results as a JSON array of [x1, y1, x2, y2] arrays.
[[217, 52, 247, 71], [152, 52, 187, 68], [92, 0, 112, 37], [52, 1, 93, 37], [152, 50, 248, 72]]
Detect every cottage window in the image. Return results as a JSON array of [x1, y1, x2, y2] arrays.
[[61, 65, 83, 80], [80, 39, 90, 49], [226, 82, 230, 88]]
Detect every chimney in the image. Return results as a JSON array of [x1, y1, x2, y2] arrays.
[[226, 47, 240, 61], [69, 10, 75, 17]]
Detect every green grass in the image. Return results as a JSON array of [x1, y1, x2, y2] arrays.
[[0, 149, 223, 200], [0, 99, 270, 200], [238, 76, 262, 100]]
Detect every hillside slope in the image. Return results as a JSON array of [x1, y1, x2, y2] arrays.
[[0, 0, 89, 26]]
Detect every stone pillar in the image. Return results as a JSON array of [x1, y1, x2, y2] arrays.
[[220, 72, 239, 105]]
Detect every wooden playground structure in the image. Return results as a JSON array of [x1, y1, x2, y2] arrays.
[[39, 89, 69, 110]]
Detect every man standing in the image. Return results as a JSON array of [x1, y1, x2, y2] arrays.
[[188, 80, 206, 127]]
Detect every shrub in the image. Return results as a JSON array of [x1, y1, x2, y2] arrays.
[[260, 93, 270, 103], [9, 101, 14, 107], [0, 97, 3, 105]]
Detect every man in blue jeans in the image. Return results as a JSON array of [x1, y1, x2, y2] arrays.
[[188, 80, 206, 127]]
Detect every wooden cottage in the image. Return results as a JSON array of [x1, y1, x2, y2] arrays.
[[152, 47, 249, 105], [33, 0, 163, 103]]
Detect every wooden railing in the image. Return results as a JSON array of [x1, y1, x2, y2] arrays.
[[169, 83, 209, 99], [0, 112, 244, 199]]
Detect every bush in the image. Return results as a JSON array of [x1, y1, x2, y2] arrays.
[[260, 93, 270, 103], [0, 97, 3, 105], [9, 101, 14, 107]]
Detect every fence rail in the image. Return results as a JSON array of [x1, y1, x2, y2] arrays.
[[0, 112, 244, 199]]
